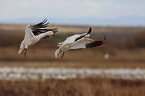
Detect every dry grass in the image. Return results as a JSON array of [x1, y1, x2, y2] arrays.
[[0, 78, 145, 96], [1, 24, 145, 96], [0, 47, 145, 68]]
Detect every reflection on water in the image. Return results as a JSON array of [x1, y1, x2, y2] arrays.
[[0, 67, 145, 81]]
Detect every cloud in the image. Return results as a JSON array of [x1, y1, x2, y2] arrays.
[[19, 1, 31, 8], [0, 0, 145, 20], [98, 0, 145, 18]]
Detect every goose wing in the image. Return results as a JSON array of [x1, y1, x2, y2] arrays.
[[70, 38, 94, 49], [23, 24, 35, 43], [85, 40, 104, 48], [59, 27, 92, 46], [58, 34, 81, 46], [70, 37, 105, 49], [74, 27, 92, 42], [86, 36, 106, 48], [30, 18, 57, 39]]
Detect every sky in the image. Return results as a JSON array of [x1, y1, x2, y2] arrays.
[[0, 0, 145, 26]]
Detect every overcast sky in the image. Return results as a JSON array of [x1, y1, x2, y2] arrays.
[[0, 0, 145, 25]]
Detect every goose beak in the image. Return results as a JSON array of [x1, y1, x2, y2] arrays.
[[89, 34, 93, 38], [53, 33, 56, 35]]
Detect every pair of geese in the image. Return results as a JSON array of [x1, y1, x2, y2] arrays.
[[18, 19, 106, 60]]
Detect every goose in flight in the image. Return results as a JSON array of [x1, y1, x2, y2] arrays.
[[55, 27, 106, 60], [18, 18, 57, 58]]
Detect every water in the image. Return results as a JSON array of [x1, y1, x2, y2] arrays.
[[0, 67, 145, 81]]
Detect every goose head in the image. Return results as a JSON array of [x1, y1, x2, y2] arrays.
[[47, 31, 56, 36]]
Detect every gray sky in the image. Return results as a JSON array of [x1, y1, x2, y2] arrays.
[[0, 0, 145, 25]]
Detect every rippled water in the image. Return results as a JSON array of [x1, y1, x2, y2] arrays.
[[0, 67, 145, 81]]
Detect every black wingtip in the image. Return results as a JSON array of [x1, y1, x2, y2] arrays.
[[42, 18, 47, 23], [87, 27, 92, 34]]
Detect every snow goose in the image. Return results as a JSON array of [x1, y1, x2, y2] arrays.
[[55, 27, 105, 60], [18, 18, 57, 58]]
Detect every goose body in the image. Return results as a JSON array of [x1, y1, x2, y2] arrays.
[[18, 19, 57, 58], [55, 27, 105, 60]]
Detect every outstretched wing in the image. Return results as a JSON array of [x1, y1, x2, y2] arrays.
[[86, 36, 106, 48], [85, 41, 104, 48], [87, 27, 92, 34], [30, 18, 57, 39], [74, 34, 86, 42], [74, 27, 92, 42], [71, 37, 105, 49], [60, 34, 81, 46], [70, 38, 94, 49]]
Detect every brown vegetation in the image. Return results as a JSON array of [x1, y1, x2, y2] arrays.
[[119, 31, 145, 49], [0, 25, 145, 96], [0, 78, 145, 96], [0, 47, 145, 68], [1, 24, 145, 49], [0, 24, 145, 68]]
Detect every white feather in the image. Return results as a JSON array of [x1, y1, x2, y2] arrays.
[[70, 38, 94, 49], [18, 24, 53, 54], [18, 40, 25, 54]]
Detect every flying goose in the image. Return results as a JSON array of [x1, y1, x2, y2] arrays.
[[55, 27, 105, 60], [18, 18, 57, 58]]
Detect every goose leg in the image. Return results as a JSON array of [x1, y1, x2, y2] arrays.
[[21, 50, 24, 57], [21, 48, 27, 58], [61, 52, 65, 61], [57, 50, 62, 58], [23, 49, 27, 58], [21, 49, 25, 57]]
